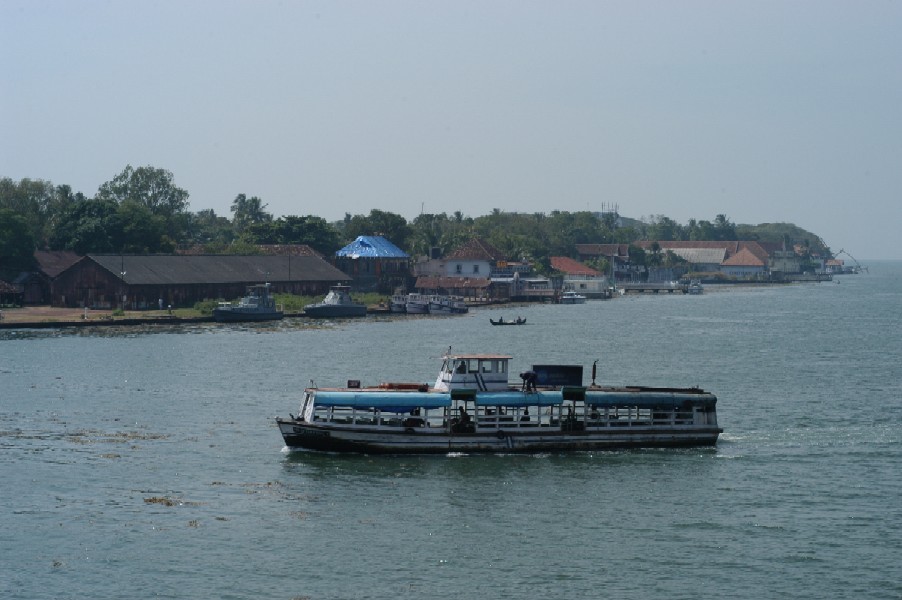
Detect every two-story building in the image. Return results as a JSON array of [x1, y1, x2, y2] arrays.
[[333, 236, 411, 293], [549, 256, 611, 298]]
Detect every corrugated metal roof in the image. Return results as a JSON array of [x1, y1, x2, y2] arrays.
[[665, 248, 726, 264], [34, 251, 82, 278], [88, 255, 350, 285], [336, 236, 409, 259]]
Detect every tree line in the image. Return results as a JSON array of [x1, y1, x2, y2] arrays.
[[1, 165, 829, 275]]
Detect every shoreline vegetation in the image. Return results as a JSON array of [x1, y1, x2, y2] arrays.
[[0, 291, 391, 326], [0, 278, 818, 329], [0, 293, 503, 328], [2, 170, 834, 285]]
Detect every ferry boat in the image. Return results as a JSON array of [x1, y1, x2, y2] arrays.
[[304, 286, 367, 318], [276, 351, 722, 454], [212, 283, 283, 322]]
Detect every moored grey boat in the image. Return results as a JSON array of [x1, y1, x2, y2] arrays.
[[304, 285, 367, 318], [212, 283, 283, 322]]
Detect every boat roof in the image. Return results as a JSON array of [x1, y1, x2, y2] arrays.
[[444, 353, 512, 361]]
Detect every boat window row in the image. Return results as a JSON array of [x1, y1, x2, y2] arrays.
[[449, 359, 507, 375], [308, 402, 714, 430]]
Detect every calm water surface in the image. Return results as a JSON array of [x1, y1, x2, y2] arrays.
[[2, 262, 901, 599]]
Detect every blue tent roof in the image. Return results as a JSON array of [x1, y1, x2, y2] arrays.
[[336, 236, 409, 259]]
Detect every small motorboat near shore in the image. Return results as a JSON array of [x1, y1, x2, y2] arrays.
[[559, 290, 587, 304], [276, 351, 722, 454], [213, 283, 283, 322], [687, 279, 704, 295], [490, 317, 526, 326]]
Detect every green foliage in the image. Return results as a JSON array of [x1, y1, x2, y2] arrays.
[[628, 245, 647, 267], [344, 209, 412, 249], [0, 177, 78, 248], [638, 213, 738, 242], [117, 200, 170, 253], [3, 169, 836, 265], [736, 222, 829, 255], [193, 298, 220, 315], [0, 208, 37, 271], [242, 215, 341, 255], [230, 193, 272, 232], [47, 197, 173, 254], [96, 165, 190, 217], [48, 197, 119, 253], [183, 208, 235, 248], [225, 240, 264, 255]]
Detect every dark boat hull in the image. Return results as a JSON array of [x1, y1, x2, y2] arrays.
[[276, 418, 721, 454]]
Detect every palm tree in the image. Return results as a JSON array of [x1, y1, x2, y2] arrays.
[[230, 194, 272, 233]]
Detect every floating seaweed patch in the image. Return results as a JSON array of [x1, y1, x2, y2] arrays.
[[142, 495, 204, 507], [144, 496, 175, 506], [67, 429, 169, 445]]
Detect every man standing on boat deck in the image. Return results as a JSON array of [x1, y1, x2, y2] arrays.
[[520, 370, 537, 392]]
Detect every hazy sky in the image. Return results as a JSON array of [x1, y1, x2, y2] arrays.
[[3, 1, 900, 259]]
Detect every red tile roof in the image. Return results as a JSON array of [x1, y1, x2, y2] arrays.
[[721, 247, 766, 267], [550, 256, 601, 276], [446, 238, 505, 261]]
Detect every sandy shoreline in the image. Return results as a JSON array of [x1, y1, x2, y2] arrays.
[[0, 306, 189, 326], [0, 304, 404, 328]]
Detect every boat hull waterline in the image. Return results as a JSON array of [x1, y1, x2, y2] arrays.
[[277, 419, 722, 454]]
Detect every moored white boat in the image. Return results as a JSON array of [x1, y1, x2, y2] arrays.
[[276, 351, 722, 454], [389, 294, 408, 313], [560, 290, 587, 304], [428, 295, 469, 314], [405, 293, 430, 314], [687, 280, 704, 295]]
